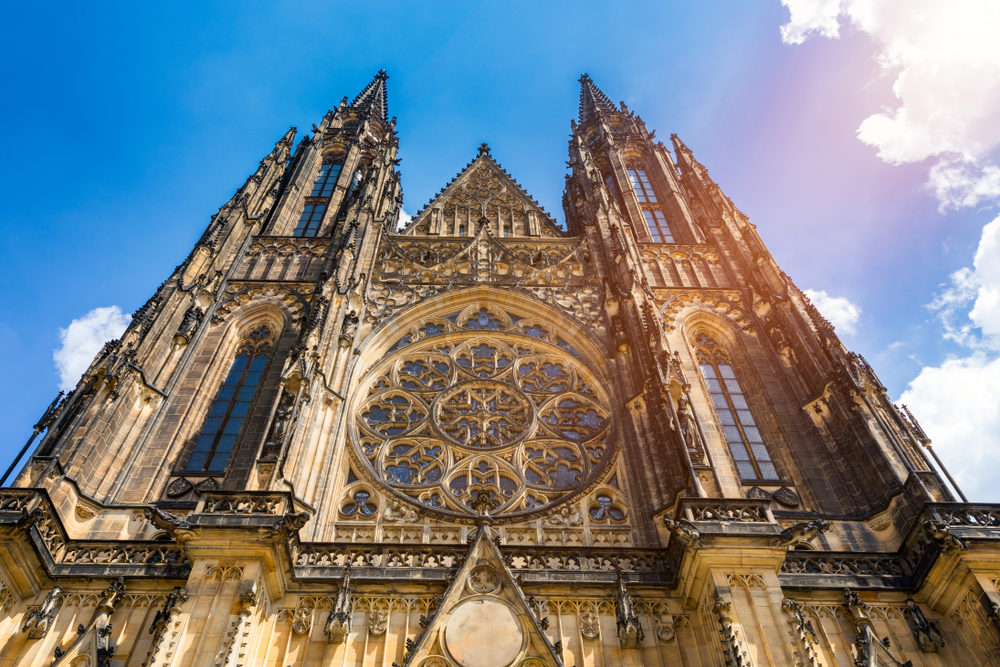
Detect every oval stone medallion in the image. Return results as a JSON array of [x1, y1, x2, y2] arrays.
[[445, 599, 523, 667]]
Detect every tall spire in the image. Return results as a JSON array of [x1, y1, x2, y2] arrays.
[[578, 73, 619, 124], [350, 69, 389, 122]]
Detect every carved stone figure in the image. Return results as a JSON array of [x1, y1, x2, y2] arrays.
[[265, 390, 296, 447], [270, 511, 310, 536], [325, 567, 352, 643], [383, 499, 419, 523], [292, 606, 312, 636], [144, 506, 193, 538], [468, 565, 501, 594], [904, 598, 945, 652], [772, 519, 830, 548], [655, 617, 675, 643], [579, 612, 600, 639], [368, 609, 389, 636], [663, 517, 702, 548], [546, 504, 582, 527], [22, 586, 63, 639], [675, 396, 704, 452], [923, 520, 967, 554], [614, 571, 643, 647]]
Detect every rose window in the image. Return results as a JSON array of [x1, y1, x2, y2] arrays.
[[351, 306, 614, 519], [436, 381, 532, 448]]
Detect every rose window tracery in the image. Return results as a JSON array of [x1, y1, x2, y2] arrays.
[[351, 304, 614, 519]]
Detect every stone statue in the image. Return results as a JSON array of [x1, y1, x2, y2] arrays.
[[614, 571, 644, 646], [383, 500, 419, 523], [904, 598, 945, 652], [22, 586, 63, 639], [676, 396, 704, 451], [326, 567, 352, 643], [546, 504, 583, 527], [266, 390, 296, 446]]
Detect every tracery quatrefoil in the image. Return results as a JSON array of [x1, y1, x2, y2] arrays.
[[351, 306, 614, 519]]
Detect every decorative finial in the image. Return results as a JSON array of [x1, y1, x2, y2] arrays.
[[478, 142, 491, 157], [376, 69, 389, 80], [471, 490, 498, 524]]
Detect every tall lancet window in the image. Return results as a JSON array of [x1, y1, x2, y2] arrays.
[[293, 159, 343, 237], [627, 168, 657, 203], [185, 325, 274, 473], [694, 333, 778, 481]]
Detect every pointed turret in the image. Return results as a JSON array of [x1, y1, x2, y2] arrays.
[[350, 69, 389, 122], [577, 73, 619, 125]]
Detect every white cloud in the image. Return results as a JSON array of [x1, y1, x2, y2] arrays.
[[780, 0, 1000, 210], [906, 216, 1000, 501], [53, 306, 131, 391], [779, 0, 843, 44], [899, 352, 1000, 502], [804, 289, 862, 334], [397, 208, 412, 231], [929, 215, 1000, 347]]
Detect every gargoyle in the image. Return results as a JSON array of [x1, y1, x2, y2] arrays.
[[923, 520, 967, 554], [772, 519, 830, 548], [144, 506, 191, 532], [664, 517, 702, 548], [270, 511, 311, 536]]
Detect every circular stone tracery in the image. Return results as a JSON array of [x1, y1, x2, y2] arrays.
[[435, 380, 532, 449], [351, 309, 613, 519]]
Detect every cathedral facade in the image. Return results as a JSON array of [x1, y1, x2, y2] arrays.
[[1, 71, 997, 667]]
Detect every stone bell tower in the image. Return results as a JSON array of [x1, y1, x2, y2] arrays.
[[2, 71, 1000, 667]]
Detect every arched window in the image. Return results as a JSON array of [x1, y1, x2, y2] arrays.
[[293, 159, 346, 237], [626, 167, 674, 242], [184, 325, 274, 473], [627, 168, 657, 203], [694, 333, 778, 481]]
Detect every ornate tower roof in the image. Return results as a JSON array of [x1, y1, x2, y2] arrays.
[[578, 73, 619, 125], [350, 69, 389, 122]]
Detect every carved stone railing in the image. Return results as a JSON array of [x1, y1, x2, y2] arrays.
[[292, 543, 675, 584], [678, 498, 775, 524], [781, 553, 909, 578], [0, 489, 190, 578], [196, 492, 289, 515], [929, 503, 1000, 528]]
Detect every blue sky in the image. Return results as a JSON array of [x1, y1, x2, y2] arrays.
[[2, 1, 998, 498]]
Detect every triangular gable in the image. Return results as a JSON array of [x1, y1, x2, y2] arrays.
[[402, 145, 564, 239], [401, 522, 564, 667], [51, 623, 102, 667]]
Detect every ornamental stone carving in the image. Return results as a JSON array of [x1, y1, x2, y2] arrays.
[[350, 304, 614, 520]]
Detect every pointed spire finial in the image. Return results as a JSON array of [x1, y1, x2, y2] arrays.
[[577, 73, 618, 125], [478, 142, 491, 157], [350, 71, 390, 122]]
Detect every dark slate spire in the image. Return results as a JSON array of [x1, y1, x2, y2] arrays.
[[351, 70, 389, 122], [578, 73, 619, 125]]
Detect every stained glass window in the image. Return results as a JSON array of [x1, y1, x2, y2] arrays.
[[642, 209, 674, 243], [310, 163, 342, 197], [695, 333, 778, 481], [293, 204, 326, 237], [627, 169, 658, 203], [185, 326, 273, 473]]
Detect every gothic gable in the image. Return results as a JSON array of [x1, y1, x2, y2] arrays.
[[402, 144, 564, 238], [402, 523, 564, 667]]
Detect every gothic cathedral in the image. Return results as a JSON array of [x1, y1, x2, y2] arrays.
[[1, 72, 997, 667]]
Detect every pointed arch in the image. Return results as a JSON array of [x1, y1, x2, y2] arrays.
[[686, 326, 779, 482]]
